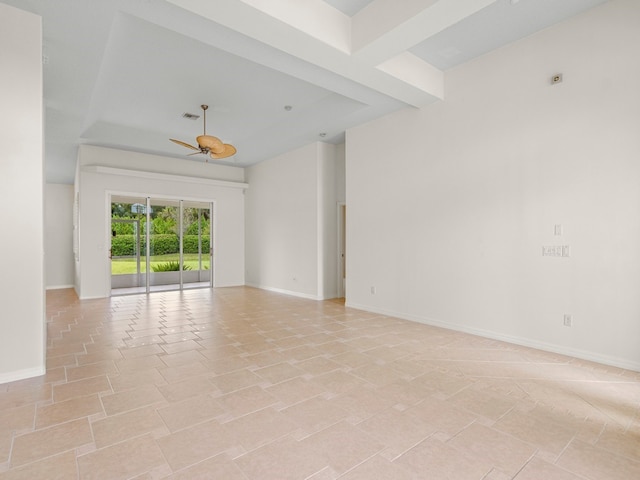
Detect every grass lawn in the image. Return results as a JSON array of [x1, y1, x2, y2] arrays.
[[111, 253, 210, 275]]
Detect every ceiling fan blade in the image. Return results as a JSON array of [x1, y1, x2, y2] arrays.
[[209, 144, 237, 159], [170, 138, 199, 151]]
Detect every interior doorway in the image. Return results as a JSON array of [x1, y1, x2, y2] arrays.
[[110, 195, 213, 296]]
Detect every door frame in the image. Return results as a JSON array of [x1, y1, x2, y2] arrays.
[[107, 190, 216, 296], [336, 202, 346, 298]]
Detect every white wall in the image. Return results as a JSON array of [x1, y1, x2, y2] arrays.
[[45, 183, 75, 289], [245, 142, 344, 299], [346, 0, 640, 370], [0, 4, 45, 383], [76, 145, 246, 299]]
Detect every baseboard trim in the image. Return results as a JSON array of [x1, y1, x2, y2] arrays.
[[46, 284, 74, 291], [246, 283, 324, 301], [345, 301, 640, 373], [0, 366, 46, 386]]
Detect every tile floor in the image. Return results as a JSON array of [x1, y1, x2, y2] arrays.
[[1, 287, 639, 479]]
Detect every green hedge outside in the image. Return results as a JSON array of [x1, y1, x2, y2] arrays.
[[111, 234, 210, 257]]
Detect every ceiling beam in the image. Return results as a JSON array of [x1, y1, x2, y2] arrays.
[[352, 0, 498, 65], [166, 0, 442, 106]]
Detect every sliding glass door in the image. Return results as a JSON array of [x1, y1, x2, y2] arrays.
[[110, 195, 213, 295], [181, 201, 213, 290]]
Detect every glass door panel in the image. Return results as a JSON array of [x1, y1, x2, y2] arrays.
[[147, 198, 181, 292], [182, 201, 212, 289], [110, 196, 148, 295]]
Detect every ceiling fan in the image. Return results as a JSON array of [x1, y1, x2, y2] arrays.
[[170, 104, 236, 160]]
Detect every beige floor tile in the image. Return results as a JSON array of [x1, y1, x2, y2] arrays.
[[447, 423, 537, 477], [47, 342, 87, 358], [492, 404, 579, 456], [596, 425, 640, 462], [163, 454, 247, 480], [119, 344, 164, 359], [218, 385, 279, 417], [413, 369, 474, 398], [2, 288, 637, 480], [91, 405, 165, 448], [254, 362, 304, 384], [52, 375, 111, 402], [65, 361, 119, 382], [330, 350, 373, 369], [0, 404, 36, 435], [357, 407, 437, 459], [157, 394, 226, 432], [300, 421, 384, 474], [35, 394, 103, 429], [373, 379, 433, 408], [200, 355, 252, 376], [244, 350, 290, 368], [159, 350, 207, 368], [514, 457, 584, 480], [351, 363, 405, 387], [329, 385, 397, 422], [77, 434, 166, 480], [312, 371, 367, 396], [157, 375, 219, 402], [101, 384, 166, 416], [108, 367, 167, 392], [265, 377, 326, 406], [47, 353, 78, 369], [114, 354, 165, 372], [160, 339, 203, 354], [281, 345, 324, 361], [0, 451, 78, 480], [10, 418, 93, 467], [0, 384, 51, 410], [234, 436, 327, 480], [157, 361, 210, 383], [339, 454, 415, 480], [211, 369, 262, 394], [0, 404, 36, 464], [223, 407, 297, 451], [156, 419, 235, 471], [405, 396, 478, 436], [557, 439, 640, 480], [395, 437, 493, 479], [449, 384, 519, 421], [281, 395, 349, 435]]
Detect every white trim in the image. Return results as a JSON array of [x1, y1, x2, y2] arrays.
[[79, 294, 110, 300], [345, 302, 640, 373], [245, 282, 323, 301], [0, 366, 46, 385], [83, 166, 248, 190], [46, 284, 75, 290], [336, 202, 346, 298]]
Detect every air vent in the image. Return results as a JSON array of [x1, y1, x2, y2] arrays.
[[182, 112, 200, 120]]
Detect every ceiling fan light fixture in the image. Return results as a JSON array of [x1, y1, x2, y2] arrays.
[[210, 144, 237, 159], [170, 104, 237, 160], [197, 134, 224, 152]]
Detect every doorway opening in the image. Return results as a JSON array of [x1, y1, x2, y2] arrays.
[[110, 195, 213, 296]]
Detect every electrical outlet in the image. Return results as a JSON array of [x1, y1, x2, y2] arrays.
[[370, 286, 376, 295], [563, 314, 572, 327]]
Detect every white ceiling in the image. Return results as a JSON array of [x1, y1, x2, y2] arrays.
[[2, 0, 609, 183]]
